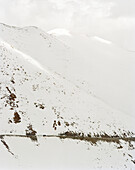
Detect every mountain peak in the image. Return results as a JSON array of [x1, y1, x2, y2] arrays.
[[48, 28, 71, 36]]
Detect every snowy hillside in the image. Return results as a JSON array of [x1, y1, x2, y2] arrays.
[[0, 23, 135, 169], [1, 23, 135, 115], [48, 29, 135, 116]]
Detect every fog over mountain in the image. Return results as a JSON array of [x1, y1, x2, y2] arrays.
[[0, 0, 135, 50]]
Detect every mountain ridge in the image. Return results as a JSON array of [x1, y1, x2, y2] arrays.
[[0, 23, 135, 169]]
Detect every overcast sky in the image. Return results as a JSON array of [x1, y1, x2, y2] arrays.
[[0, 0, 135, 49]]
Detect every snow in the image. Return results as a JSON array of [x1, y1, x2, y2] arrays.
[[47, 30, 135, 116], [92, 36, 112, 44], [0, 39, 46, 72], [48, 28, 71, 37], [0, 23, 135, 169], [1, 23, 133, 115], [1, 137, 135, 170]]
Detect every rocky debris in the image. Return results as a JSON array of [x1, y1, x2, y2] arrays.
[[0, 136, 14, 155], [4, 87, 18, 109], [34, 102, 45, 109], [64, 121, 69, 127], [58, 121, 61, 126], [59, 131, 135, 146], [25, 124, 37, 142], [11, 77, 15, 84], [53, 120, 57, 130], [13, 112, 21, 124]]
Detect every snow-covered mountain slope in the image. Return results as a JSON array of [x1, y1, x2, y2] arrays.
[[1, 36, 134, 136], [48, 29, 135, 116], [0, 23, 134, 116], [0, 24, 135, 169], [0, 23, 71, 75]]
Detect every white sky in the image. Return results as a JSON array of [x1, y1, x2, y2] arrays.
[[0, 0, 135, 49]]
